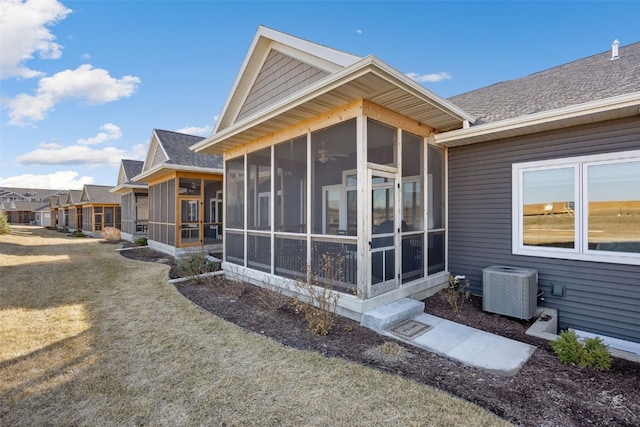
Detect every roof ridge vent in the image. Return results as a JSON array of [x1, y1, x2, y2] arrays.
[[611, 39, 620, 60]]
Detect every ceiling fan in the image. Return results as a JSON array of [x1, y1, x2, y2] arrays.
[[317, 142, 349, 163]]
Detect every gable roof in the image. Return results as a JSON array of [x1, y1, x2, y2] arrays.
[[193, 27, 474, 156], [63, 190, 83, 206], [136, 129, 223, 182], [436, 40, 640, 146], [215, 26, 362, 133], [80, 185, 121, 205], [111, 159, 146, 194]]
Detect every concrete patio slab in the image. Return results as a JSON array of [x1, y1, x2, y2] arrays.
[[361, 298, 536, 376]]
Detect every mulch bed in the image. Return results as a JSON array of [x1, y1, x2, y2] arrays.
[[119, 247, 640, 427]]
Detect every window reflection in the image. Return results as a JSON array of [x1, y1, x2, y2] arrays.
[[522, 167, 575, 248]]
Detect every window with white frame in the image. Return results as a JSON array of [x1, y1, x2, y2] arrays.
[[513, 150, 640, 265]]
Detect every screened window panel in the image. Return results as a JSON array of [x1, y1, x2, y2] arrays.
[[275, 136, 307, 233], [248, 148, 271, 230], [226, 156, 245, 229], [427, 145, 445, 230], [367, 119, 397, 167]]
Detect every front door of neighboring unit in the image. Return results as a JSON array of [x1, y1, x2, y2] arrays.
[[180, 198, 200, 246], [208, 190, 223, 240], [368, 168, 400, 297]]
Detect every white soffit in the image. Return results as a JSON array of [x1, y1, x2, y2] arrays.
[[435, 92, 640, 147], [194, 56, 475, 156]]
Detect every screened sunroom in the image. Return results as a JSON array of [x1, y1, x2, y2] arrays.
[[191, 35, 474, 318], [207, 100, 457, 319]]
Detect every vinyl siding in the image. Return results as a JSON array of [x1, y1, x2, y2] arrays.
[[448, 116, 640, 343], [237, 50, 328, 122]]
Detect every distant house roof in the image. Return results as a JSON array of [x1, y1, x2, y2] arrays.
[[136, 129, 223, 182], [0, 187, 65, 202], [80, 185, 121, 205], [437, 41, 640, 146], [122, 159, 145, 184], [0, 200, 49, 212], [64, 190, 83, 206]]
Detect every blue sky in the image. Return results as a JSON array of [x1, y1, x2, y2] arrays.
[[1, 0, 639, 190]]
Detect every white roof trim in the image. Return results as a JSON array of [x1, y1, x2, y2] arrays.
[[141, 130, 168, 173], [134, 164, 223, 182], [193, 55, 475, 154], [110, 184, 148, 194], [435, 91, 640, 147]]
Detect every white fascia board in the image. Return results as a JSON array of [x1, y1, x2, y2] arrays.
[[110, 184, 148, 194], [193, 56, 475, 154], [368, 56, 476, 124], [134, 164, 223, 182], [435, 91, 640, 146]]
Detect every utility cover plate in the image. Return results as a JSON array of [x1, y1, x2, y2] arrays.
[[389, 319, 432, 339]]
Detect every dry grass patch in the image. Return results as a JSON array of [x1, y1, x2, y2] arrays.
[[1, 226, 509, 426]]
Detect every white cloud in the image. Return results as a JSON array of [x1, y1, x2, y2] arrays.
[[0, 170, 94, 190], [0, 0, 72, 79], [406, 71, 452, 83], [15, 124, 144, 166], [6, 64, 141, 125], [356, 29, 363, 34], [77, 123, 122, 146], [175, 125, 212, 137]]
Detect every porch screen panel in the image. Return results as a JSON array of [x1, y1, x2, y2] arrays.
[[311, 119, 357, 235], [104, 207, 114, 228], [367, 119, 397, 167], [275, 136, 307, 233], [226, 231, 244, 266], [427, 145, 446, 275], [168, 224, 175, 246], [248, 148, 271, 230], [160, 181, 168, 223], [226, 156, 244, 229], [311, 237, 357, 294], [247, 233, 271, 272], [168, 179, 175, 223], [275, 237, 306, 280]]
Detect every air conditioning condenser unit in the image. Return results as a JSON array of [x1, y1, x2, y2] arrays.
[[482, 266, 538, 320]]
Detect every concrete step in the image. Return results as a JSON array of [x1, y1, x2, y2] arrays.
[[360, 298, 425, 331]]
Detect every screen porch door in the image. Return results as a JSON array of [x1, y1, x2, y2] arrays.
[[368, 167, 401, 297]]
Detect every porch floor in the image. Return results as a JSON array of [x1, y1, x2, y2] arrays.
[[361, 299, 536, 376]]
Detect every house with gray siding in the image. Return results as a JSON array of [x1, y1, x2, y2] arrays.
[[438, 40, 640, 351], [193, 27, 640, 353], [111, 159, 149, 242]]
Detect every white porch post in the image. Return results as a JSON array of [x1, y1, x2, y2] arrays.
[[356, 115, 367, 298]]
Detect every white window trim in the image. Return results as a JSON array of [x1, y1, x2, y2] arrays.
[[512, 149, 640, 266]]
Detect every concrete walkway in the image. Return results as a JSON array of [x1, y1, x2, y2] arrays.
[[361, 299, 536, 376]]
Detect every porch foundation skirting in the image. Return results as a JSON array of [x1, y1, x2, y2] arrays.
[[148, 239, 223, 258], [221, 261, 449, 321]]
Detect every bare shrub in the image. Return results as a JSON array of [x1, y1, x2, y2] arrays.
[[289, 254, 341, 336], [101, 227, 121, 241], [223, 276, 246, 298], [178, 246, 220, 284], [441, 274, 470, 313], [254, 278, 288, 312]]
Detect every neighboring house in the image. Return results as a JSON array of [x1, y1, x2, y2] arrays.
[[49, 194, 65, 229], [63, 190, 83, 232], [111, 159, 149, 242], [0, 187, 63, 224], [33, 204, 52, 227], [133, 129, 224, 257], [79, 185, 121, 236], [192, 27, 640, 350]]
